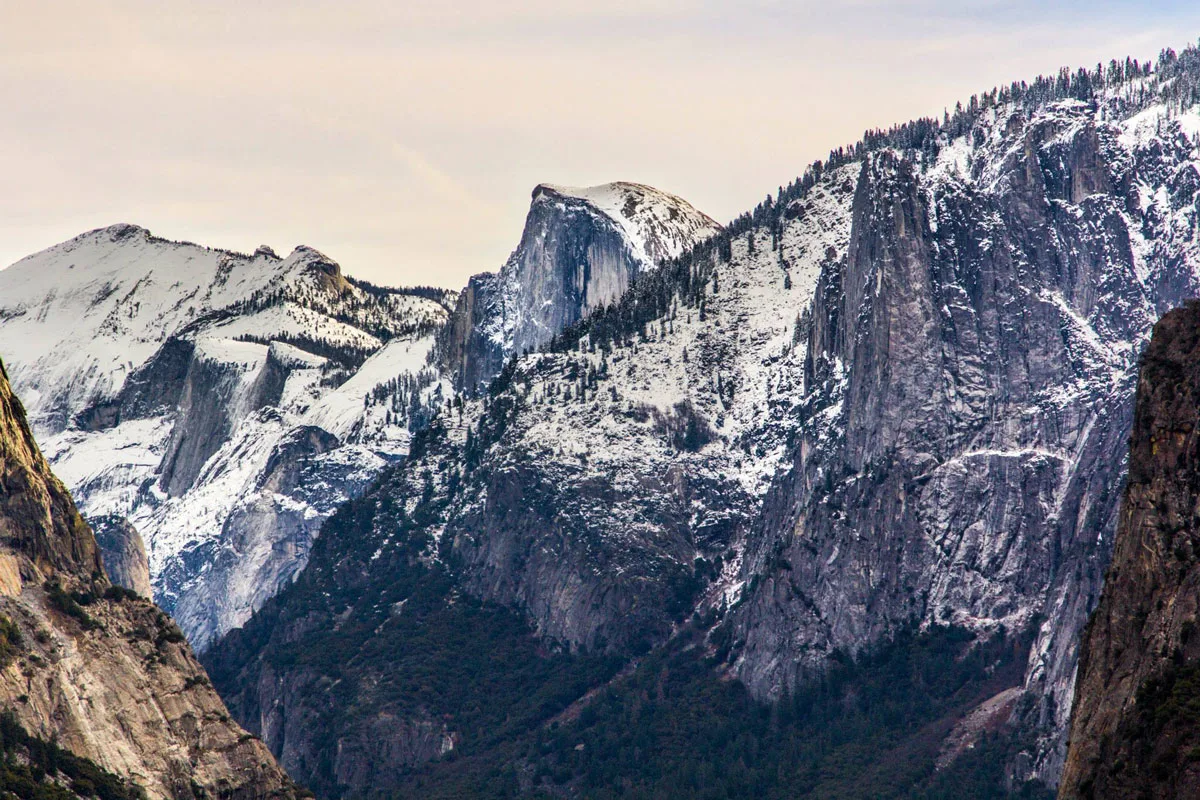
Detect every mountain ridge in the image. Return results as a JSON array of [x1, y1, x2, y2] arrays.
[[0, 180, 720, 650], [205, 42, 1200, 795]]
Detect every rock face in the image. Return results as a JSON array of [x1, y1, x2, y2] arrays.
[[1059, 301, 1200, 799], [92, 514, 152, 597], [205, 48, 1200, 795], [730, 110, 1178, 780], [436, 182, 720, 392], [0, 358, 299, 800], [0, 225, 455, 648]]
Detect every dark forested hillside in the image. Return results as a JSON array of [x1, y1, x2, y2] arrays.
[[206, 441, 1053, 799]]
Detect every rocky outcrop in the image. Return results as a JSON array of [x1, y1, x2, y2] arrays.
[[0, 363, 104, 578], [731, 118, 1163, 781], [1059, 301, 1200, 799], [0, 358, 300, 800], [435, 273, 506, 395], [437, 182, 720, 392], [163, 425, 345, 647], [158, 338, 277, 498], [92, 514, 152, 597]]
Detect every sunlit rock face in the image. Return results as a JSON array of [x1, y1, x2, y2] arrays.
[[0, 357, 300, 800]]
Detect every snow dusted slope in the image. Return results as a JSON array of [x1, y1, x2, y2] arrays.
[[536, 181, 721, 266], [0, 224, 454, 648], [208, 48, 1200, 794], [0, 182, 718, 651], [436, 181, 721, 392], [0, 225, 295, 431]]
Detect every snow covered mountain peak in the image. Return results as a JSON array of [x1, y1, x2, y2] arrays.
[[0, 223, 457, 648], [436, 180, 722, 392], [533, 180, 720, 266]]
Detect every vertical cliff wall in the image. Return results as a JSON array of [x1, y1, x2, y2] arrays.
[[1060, 301, 1200, 799]]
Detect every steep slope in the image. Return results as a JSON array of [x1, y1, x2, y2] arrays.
[[92, 514, 152, 597], [436, 181, 720, 392], [206, 46, 1200, 796], [731, 67, 1200, 782], [0, 358, 299, 800], [1059, 301, 1200, 799], [0, 225, 454, 649]]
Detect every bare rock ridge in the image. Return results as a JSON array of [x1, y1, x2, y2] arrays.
[[1060, 301, 1200, 799], [0, 358, 299, 800]]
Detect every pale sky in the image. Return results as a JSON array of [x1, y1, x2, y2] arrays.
[[3, 2, 1199, 289]]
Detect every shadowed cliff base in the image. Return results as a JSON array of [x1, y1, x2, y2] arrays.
[[1062, 300, 1200, 799]]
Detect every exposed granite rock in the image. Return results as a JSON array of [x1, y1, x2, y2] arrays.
[[436, 272, 506, 395], [436, 182, 720, 393], [78, 338, 196, 432], [92, 513, 152, 597], [0, 358, 300, 800], [1060, 301, 1200, 799], [731, 97, 1198, 783], [163, 425, 344, 648], [207, 72, 1200, 793], [0, 364, 104, 579], [158, 338, 286, 498]]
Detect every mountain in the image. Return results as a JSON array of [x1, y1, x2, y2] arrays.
[[0, 185, 718, 653], [435, 181, 720, 392], [0, 357, 299, 799], [0, 224, 454, 650], [203, 46, 1200, 797], [1058, 300, 1200, 798]]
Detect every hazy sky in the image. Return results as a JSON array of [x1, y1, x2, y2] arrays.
[[3, 1, 1200, 288]]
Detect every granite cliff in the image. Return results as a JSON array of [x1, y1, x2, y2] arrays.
[[1060, 301, 1200, 799], [0, 358, 299, 799]]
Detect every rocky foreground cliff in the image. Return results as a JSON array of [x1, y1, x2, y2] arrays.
[[1059, 301, 1200, 798], [0, 357, 299, 800]]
